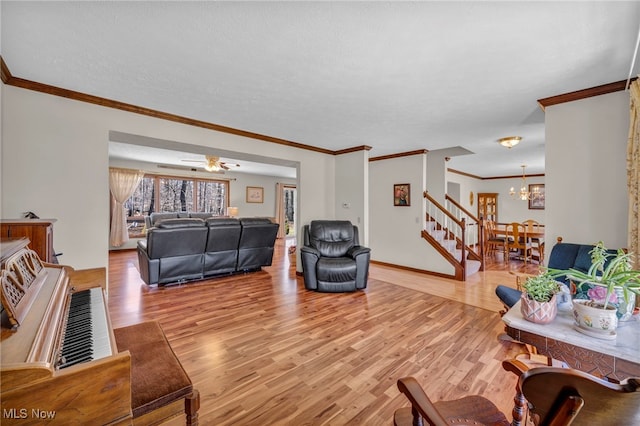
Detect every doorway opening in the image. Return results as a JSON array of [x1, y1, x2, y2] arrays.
[[283, 185, 297, 237]]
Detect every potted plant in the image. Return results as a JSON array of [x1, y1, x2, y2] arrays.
[[520, 272, 561, 324], [549, 241, 640, 336]]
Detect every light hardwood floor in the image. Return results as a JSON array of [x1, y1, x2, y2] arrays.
[[108, 240, 541, 425]]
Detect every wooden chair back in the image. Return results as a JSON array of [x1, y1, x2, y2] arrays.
[[484, 219, 495, 239], [394, 361, 640, 426], [506, 222, 532, 263], [506, 223, 529, 248], [522, 219, 542, 234], [519, 367, 640, 425]]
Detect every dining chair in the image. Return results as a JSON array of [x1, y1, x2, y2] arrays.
[[522, 219, 544, 263], [505, 222, 533, 264], [485, 219, 506, 260]]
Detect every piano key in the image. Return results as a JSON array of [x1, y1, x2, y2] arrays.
[[58, 288, 112, 369]]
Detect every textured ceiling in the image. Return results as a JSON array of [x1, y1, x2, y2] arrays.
[[2, 1, 640, 177]]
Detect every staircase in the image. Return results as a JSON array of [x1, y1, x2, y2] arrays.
[[423, 220, 482, 278], [422, 191, 484, 281]]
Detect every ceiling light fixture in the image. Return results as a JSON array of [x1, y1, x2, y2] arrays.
[[498, 136, 522, 149], [510, 165, 541, 201], [204, 156, 221, 172]]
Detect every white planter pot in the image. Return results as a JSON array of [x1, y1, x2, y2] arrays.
[[613, 287, 636, 321], [573, 282, 636, 322], [572, 299, 618, 339]]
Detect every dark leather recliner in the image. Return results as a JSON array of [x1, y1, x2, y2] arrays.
[[301, 220, 371, 292]]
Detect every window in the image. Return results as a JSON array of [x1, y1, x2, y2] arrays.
[[159, 177, 194, 212], [123, 174, 229, 238], [124, 176, 155, 217], [196, 180, 227, 214]]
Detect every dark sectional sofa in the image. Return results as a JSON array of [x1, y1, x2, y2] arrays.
[[137, 217, 279, 286]]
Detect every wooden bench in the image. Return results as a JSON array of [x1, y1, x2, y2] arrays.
[[114, 321, 200, 425]]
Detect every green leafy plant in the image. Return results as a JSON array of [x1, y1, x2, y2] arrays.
[[548, 241, 640, 310], [522, 272, 561, 303]]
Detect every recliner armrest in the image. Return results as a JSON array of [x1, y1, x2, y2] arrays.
[[347, 245, 370, 258], [300, 246, 321, 258]]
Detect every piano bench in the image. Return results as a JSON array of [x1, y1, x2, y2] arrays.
[[114, 321, 200, 426]]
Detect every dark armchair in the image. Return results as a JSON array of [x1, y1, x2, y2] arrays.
[[301, 220, 371, 292]]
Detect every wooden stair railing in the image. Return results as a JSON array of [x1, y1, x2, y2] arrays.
[[422, 191, 484, 280], [444, 194, 485, 268]]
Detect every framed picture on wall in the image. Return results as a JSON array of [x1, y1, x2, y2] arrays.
[[246, 186, 264, 203], [528, 184, 545, 210], [393, 183, 410, 206]]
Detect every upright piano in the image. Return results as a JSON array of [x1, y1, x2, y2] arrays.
[[1, 238, 132, 425]]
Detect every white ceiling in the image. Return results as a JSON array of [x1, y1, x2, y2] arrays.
[[3, 1, 640, 178]]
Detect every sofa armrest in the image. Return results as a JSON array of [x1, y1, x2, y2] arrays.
[[137, 243, 159, 285]]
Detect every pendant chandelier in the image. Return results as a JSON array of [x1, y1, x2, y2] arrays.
[[510, 165, 541, 200]]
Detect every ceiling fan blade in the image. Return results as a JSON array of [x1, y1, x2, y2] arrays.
[[220, 162, 240, 168], [157, 163, 225, 174], [181, 159, 205, 163]]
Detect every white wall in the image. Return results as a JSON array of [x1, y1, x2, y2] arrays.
[[335, 150, 368, 245], [1, 85, 335, 271], [369, 152, 454, 275], [446, 170, 479, 215], [426, 150, 448, 201], [229, 173, 296, 219], [545, 91, 629, 249]]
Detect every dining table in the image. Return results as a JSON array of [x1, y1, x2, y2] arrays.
[[492, 224, 545, 239]]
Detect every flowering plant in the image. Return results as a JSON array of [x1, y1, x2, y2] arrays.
[[586, 285, 617, 305]]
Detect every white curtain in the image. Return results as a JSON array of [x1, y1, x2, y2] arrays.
[[628, 80, 640, 268], [275, 182, 285, 238], [109, 167, 145, 247]]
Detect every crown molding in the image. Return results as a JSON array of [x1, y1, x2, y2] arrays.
[[447, 168, 545, 180], [537, 78, 635, 111], [334, 145, 372, 155], [369, 149, 429, 162]]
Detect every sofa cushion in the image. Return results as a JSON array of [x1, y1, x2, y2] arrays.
[[547, 243, 581, 270], [574, 245, 595, 273], [239, 217, 274, 225], [317, 257, 356, 282], [189, 212, 215, 220], [149, 212, 180, 226], [156, 218, 206, 229], [206, 217, 241, 227]]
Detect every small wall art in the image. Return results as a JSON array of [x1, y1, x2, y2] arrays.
[[246, 186, 264, 203], [393, 183, 410, 206]]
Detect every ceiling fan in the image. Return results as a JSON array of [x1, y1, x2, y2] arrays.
[[181, 155, 240, 172]]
